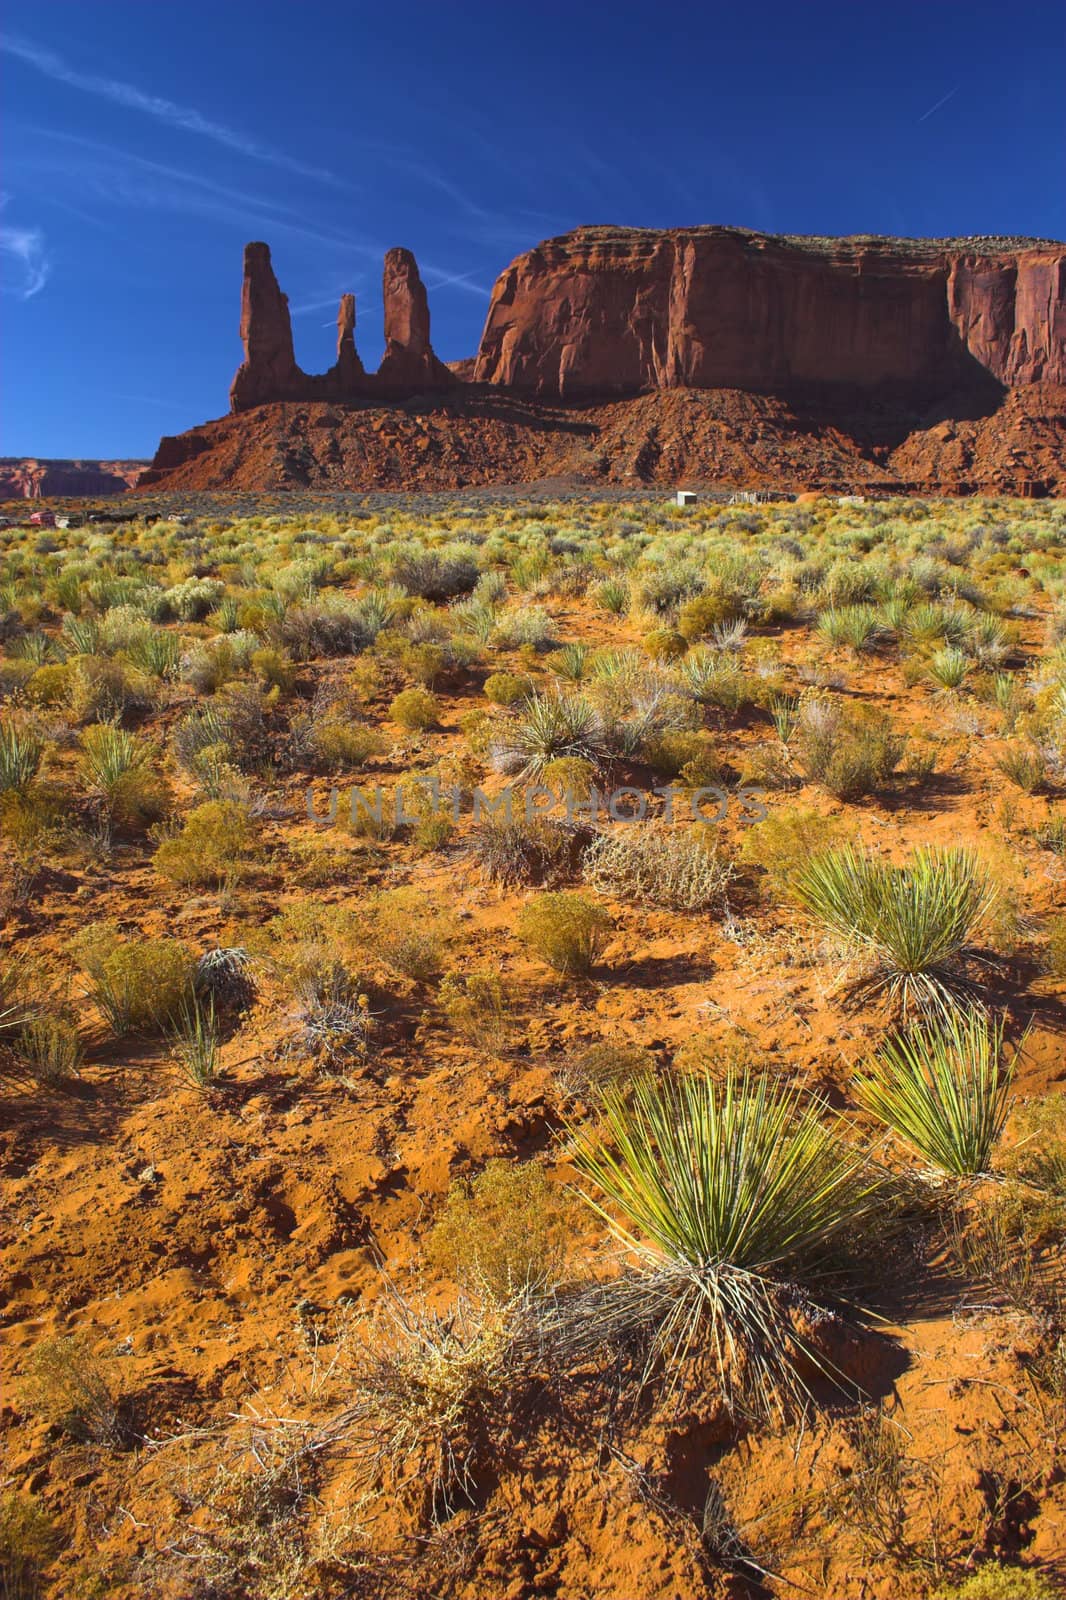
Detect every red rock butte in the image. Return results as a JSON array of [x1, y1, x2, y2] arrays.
[[139, 224, 1066, 495]]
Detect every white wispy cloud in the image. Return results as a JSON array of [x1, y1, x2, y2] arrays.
[[18, 127, 377, 257], [0, 194, 50, 297], [1, 32, 346, 186]]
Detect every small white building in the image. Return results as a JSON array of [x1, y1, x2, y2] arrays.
[[675, 490, 697, 508]]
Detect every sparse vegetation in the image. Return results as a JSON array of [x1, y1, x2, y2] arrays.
[[2, 492, 1065, 1597]]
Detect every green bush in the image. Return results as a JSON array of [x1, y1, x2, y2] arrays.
[[482, 671, 527, 706], [795, 698, 905, 801], [71, 923, 196, 1034], [389, 687, 439, 730], [517, 891, 610, 975], [154, 800, 260, 886]]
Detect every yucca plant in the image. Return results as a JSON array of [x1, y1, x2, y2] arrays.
[[491, 692, 607, 779], [565, 1070, 884, 1418], [790, 845, 996, 1014], [124, 626, 182, 679], [0, 954, 36, 1041], [817, 605, 882, 655], [169, 994, 223, 1090], [545, 642, 589, 681], [926, 646, 971, 692], [61, 614, 101, 655], [77, 724, 163, 826], [0, 723, 43, 794], [592, 577, 629, 615], [854, 1010, 1012, 1177]]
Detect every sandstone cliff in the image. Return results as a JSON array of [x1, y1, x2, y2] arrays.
[[473, 226, 1066, 399], [229, 242, 453, 412], [0, 459, 148, 498]]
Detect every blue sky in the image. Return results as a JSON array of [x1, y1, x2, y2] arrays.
[[3, 0, 1064, 459]]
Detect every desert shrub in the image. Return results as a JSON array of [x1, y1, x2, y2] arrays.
[[592, 577, 630, 614], [568, 1070, 884, 1418], [0, 722, 43, 794], [794, 697, 905, 800], [995, 742, 1048, 794], [583, 825, 732, 911], [365, 889, 449, 981], [278, 597, 370, 659], [14, 1015, 83, 1085], [425, 1160, 575, 1299], [391, 549, 479, 600], [24, 662, 72, 706], [492, 605, 556, 652], [71, 923, 196, 1034], [123, 624, 182, 680], [286, 961, 372, 1067], [470, 816, 588, 886], [516, 891, 610, 975], [738, 805, 846, 899], [540, 754, 597, 801], [678, 591, 739, 640], [930, 1566, 1058, 1599], [154, 800, 260, 887], [67, 655, 151, 723], [157, 576, 225, 622], [677, 649, 749, 711], [77, 723, 167, 827], [291, 711, 386, 774], [557, 1039, 658, 1100], [482, 671, 527, 706], [389, 687, 439, 730], [855, 1011, 1012, 1177], [18, 1333, 129, 1446], [402, 640, 447, 687], [345, 1289, 524, 1523], [195, 945, 256, 1015], [790, 846, 996, 1014], [998, 1094, 1066, 1200], [490, 692, 606, 779], [437, 969, 521, 1051], [249, 645, 295, 690], [642, 728, 725, 784], [643, 627, 688, 662], [0, 1493, 58, 1600]]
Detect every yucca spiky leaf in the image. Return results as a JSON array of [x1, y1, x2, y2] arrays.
[[567, 1070, 884, 1417], [855, 1009, 1012, 1177], [790, 845, 995, 1015]]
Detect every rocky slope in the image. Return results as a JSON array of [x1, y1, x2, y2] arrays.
[[137, 384, 1066, 495], [0, 458, 147, 498]]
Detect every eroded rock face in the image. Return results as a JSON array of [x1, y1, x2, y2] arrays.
[[377, 247, 455, 395], [229, 242, 305, 411], [473, 226, 1066, 399]]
